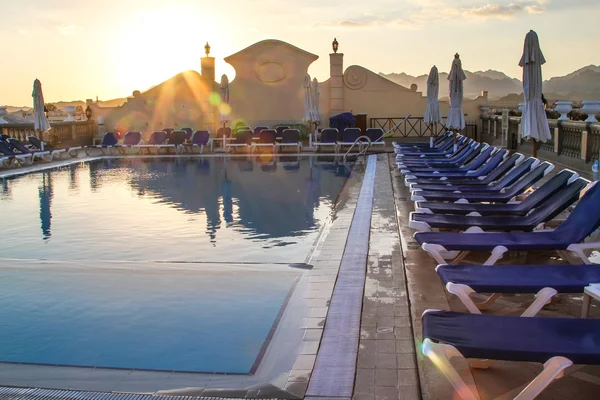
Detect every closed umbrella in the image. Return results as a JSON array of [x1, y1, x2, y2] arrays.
[[424, 65, 442, 147], [447, 54, 466, 150], [304, 74, 313, 124], [311, 77, 321, 146], [219, 74, 230, 127], [519, 30, 551, 158], [33, 79, 51, 150]]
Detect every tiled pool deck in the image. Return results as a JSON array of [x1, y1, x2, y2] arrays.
[[389, 153, 600, 400]]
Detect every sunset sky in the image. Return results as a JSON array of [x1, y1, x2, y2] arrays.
[[1, 0, 598, 106]]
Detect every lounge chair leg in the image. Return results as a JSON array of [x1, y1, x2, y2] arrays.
[[422, 243, 453, 264], [483, 246, 508, 266], [446, 283, 481, 314], [565, 242, 600, 264], [476, 293, 501, 310], [521, 287, 558, 317], [513, 357, 573, 400], [422, 339, 481, 400], [452, 251, 470, 264]]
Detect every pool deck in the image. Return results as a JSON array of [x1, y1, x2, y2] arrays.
[[389, 153, 600, 400]]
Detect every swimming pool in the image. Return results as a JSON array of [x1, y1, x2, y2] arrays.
[[0, 156, 352, 374]]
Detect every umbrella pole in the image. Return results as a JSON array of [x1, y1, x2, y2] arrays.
[[532, 138, 538, 158]]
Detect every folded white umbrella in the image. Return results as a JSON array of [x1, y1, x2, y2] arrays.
[[425, 65, 442, 125], [446, 55, 466, 131], [33, 79, 51, 148], [219, 74, 230, 125], [303, 74, 313, 125], [519, 30, 551, 157], [311, 77, 321, 126]]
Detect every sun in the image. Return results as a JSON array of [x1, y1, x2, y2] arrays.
[[113, 6, 220, 95]]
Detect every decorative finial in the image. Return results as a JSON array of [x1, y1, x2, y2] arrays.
[[332, 38, 339, 54], [205, 42, 211, 57], [454, 53, 460, 59]]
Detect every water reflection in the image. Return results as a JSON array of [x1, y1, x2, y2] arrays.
[[2, 157, 353, 262], [39, 173, 53, 240]]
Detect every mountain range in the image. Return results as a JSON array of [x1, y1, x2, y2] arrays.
[[380, 65, 600, 104]]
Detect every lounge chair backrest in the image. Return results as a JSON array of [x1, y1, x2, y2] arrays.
[[236, 126, 251, 133], [235, 130, 253, 144], [342, 128, 362, 143], [254, 126, 268, 136], [481, 153, 521, 181], [502, 162, 552, 197], [168, 130, 187, 145], [27, 135, 43, 150], [494, 157, 537, 187], [529, 177, 588, 223], [149, 131, 167, 145], [0, 141, 16, 156], [216, 127, 230, 139], [281, 129, 300, 144], [0, 134, 9, 143], [276, 126, 290, 136], [101, 132, 118, 146], [259, 129, 277, 144], [191, 130, 210, 145], [555, 181, 600, 241], [123, 132, 141, 146], [521, 170, 579, 208], [181, 128, 193, 140], [7, 138, 32, 154], [320, 128, 339, 143], [162, 128, 175, 141], [365, 128, 384, 142], [460, 147, 494, 170]]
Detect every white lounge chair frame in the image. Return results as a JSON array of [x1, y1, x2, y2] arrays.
[[421, 324, 573, 400]]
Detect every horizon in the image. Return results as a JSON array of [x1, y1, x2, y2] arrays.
[[1, 0, 598, 106]]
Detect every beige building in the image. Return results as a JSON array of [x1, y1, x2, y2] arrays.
[[87, 39, 488, 138]]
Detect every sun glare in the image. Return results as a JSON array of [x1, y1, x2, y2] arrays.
[[114, 6, 220, 95]]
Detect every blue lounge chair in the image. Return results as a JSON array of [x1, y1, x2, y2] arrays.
[[314, 128, 339, 153], [397, 138, 475, 166], [413, 157, 540, 193], [180, 127, 193, 141], [397, 140, 477, 169], [394, 131, 452, 151], [212, 127, 232, 149], [138, 131, 171, 154], [0, 141, 30, 166], [277, 129, 302, 153], [415, 168, 581, 216], [338, 128, 363, 152], [117, 131, 142, 155], [27, 135, 82, 159], [407, 151, 516, 190], [84, 132, 119, 156], [167, 130, 187, 154], [252, 126, 268, 140], [415, 180, 600, 265], [6, 137, 52, 162], [183, 130, 210, 153], [436, 264, 600, 317], [276, 126, 290, 137], [365, 128, 386, 150], [411, 162, 553, 203], [400, 145, 493, 174], [422, 310, 600, 400], [395, 132, 456, 154], [409, 172, 586, 232], [227, 129, 252, 153], [396, 136, 467, 158], [251, 129, 277, 153]]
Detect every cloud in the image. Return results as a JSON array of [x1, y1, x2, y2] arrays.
[[313, 1, 548, 28], [57, 24, 75, 35]]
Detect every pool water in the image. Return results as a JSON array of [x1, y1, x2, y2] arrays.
[[0, 156, 352, 373], [0, 157, 350, 264]]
